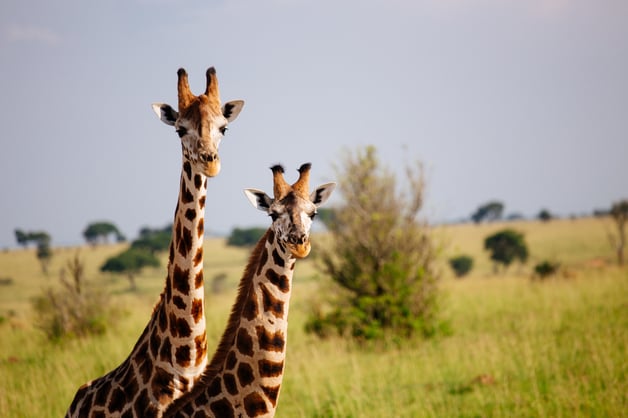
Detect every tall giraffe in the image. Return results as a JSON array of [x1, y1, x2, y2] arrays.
[[65, 67, 244, 418], [163, 163, 335, 418]]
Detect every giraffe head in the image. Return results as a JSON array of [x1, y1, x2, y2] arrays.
[[245, 163, 335, 258], [152, 67, 244, 177]]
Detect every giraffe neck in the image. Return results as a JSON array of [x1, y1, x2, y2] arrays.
[[160, 160, 209, 378], [164, 228, 296, 418], [64, 162, 210, 418]]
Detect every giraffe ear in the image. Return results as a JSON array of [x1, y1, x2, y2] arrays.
[[222, 100, 244, 122], [244, 188, 273, 211], [152, 103, 178, 126], [311, 183, 336, 207]]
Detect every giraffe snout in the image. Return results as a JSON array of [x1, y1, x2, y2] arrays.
[[288, 232, 308, 245], [199, 151, 218, 163]]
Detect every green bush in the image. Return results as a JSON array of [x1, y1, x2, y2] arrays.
[[308, 146, 443, 341], [533, 260, 560, 279], [449, 255, 474, 278]]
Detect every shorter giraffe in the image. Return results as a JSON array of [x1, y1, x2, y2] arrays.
[[163, 163, 335, 418]]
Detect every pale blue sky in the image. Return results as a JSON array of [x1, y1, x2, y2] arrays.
[[1, 0, 626, 248]]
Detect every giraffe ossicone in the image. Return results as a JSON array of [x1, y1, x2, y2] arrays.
[[65, 67, 244, 418], [163, 163, 335, 418]]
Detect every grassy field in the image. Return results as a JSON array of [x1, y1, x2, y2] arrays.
[[1, 217, 626, 417]]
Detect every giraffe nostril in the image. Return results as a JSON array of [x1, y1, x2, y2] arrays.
[[200, 152, 218, 163], [290, 234, 307, 245]]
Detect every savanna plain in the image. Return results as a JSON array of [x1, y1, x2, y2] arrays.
[[0, 217, 626, 417]]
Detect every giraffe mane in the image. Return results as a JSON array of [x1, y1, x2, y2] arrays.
[[165, 229, 272, 414]]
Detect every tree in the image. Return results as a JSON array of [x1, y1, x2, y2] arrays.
[[36, 239, 53, 275], [83, 221, 125, 245], [609, 199, 628, 266], [308, 146, 442, 340], [226, 227, 267, 247], [101, 248, 159, 290], [471, 201, 504, 223], [131, 224, 172, 254], [484, 229, 528, 273], [14, 229, 30, 248], [449, 255, 474, 278], [538, 209, 553, 222], [14, 229, 52, 273], [14, 229, 50, 248]]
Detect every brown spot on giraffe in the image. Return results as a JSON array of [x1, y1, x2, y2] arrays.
[[266, 268, 290, 293], [159, 336, 172, 362], [236, 329, 254, 357], [197, 218, 204, 238], [260, 282, 284, 318], [258, 359, 284, 378], [223, 373, 238, 395], [225, 351, 237, 370], [237, 362, 255, 387], [210, 398, 235, 418], [256, 325, 285, 352], [194, 334, 207, 367], [194, 174, 203, 190], [261, 385, 280, 407], [194, 270, 203, 289], [244, 392, 268, 416], [172, 265, 190, 295], [184, 208, 196, 222], [243, 290, 259, 321], [172, 295, 187, 310], [178, 226, 192, 257], [191, 298, 203, 323], [175, 345, 191, 367]]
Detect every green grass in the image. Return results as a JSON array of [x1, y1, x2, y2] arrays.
[[1, 217, 626, 417]]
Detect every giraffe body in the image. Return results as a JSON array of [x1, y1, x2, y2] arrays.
[[65, 67, 244, 418], [164, 164, 335, 418]]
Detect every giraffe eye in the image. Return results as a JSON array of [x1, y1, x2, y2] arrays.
[[176, 127, 187, 138], [270, 211, 279, 221], [309, 211, 317, 220], [219, 126, 228, 135]]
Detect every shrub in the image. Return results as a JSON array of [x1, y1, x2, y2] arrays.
[[32, 253, 115, 341], [449, 255, 474, 278], [307, 146, 443, 341], [533, 260, 560, 279]]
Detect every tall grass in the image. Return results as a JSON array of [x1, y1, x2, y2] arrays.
[[1, 218, 626, 417]]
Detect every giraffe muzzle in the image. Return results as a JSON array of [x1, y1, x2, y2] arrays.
[[199, 153, 221, 177], [287, 236, 311, 259]]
